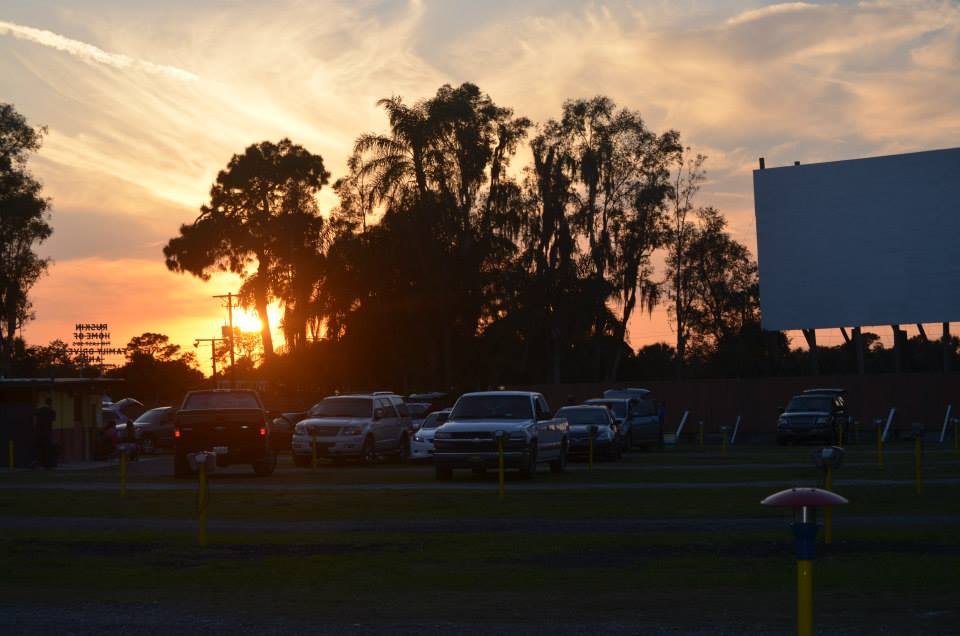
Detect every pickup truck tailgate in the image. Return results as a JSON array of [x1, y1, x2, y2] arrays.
[[176, 409, 266, 451]]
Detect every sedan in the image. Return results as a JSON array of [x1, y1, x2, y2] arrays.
[[410, 409, 451, 461]]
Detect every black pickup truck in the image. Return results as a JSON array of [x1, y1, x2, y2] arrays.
[[173, 389, 276, 477]]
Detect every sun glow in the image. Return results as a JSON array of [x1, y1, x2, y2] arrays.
[[232, 310, 262, 333]]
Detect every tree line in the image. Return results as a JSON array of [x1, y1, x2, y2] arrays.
[[4, 94, 956, 394], [161, 83, 773, 393]]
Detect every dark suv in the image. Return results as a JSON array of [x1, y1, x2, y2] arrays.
[[777, 390, 851, 445]]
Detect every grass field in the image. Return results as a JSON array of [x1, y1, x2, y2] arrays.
[[2, 443, 958, 634]]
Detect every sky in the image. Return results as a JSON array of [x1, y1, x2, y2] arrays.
[[2, 0, 960, 374]]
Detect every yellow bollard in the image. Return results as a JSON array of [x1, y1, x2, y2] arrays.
[[876, 426, 884, 469], [797, 559, 813, 636], [311, 430, 317, 470], [497, 437, 505, 499], [823, 465, 833, 545], [914, 435, 923, 496], [198, 460, 208, 547], [7, 440, 13, 469], [698, 421, 704, 447], [120, 450, 127, 497], [836, 423, 844, 448]]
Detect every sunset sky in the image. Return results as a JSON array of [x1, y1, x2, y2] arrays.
[[3, 0, 959, 373]]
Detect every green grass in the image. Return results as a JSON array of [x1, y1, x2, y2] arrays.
[[1, 443, 958, 630]]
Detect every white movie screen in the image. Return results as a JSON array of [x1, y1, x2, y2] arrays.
[[753, 147, 960, 331]]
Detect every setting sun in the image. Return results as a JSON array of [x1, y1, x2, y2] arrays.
[[231, 310, 262, 334]]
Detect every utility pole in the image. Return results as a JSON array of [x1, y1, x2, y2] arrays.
[[213, 293, 239, 387], [194, 338, 227, 385]]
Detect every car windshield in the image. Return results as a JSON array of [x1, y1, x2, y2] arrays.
[[134, 408, 171, 424], [309, 398, 373, 418], [451, 396, 534, 420], [421, 412, 449, 429], [785, 396, 832, 413], [587, 400, 626, 418], [183, 392, 261, 410], [555, 408, 608, 427], [632, 399, 656, 417]]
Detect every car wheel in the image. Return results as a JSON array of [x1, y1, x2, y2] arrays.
[[140, 435, 156, 455], [549, 440, 567, 473], [519, 445, 538, 480], [252, 452, 276, 477], [174, 451, 192, 478], [360, 436, 377, 465], [435, 465, 453, 481]]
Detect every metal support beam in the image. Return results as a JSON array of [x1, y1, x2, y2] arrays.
[[853, 327, 865, 375], [944, 322, 953, 374], [891, 325, 904, 374], [840, 328, 851, 344], [916, 324, 928, 342], [802, 329, 819, 375]]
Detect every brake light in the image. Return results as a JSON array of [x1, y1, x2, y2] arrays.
[[174, 429, 181, 438], [259, 427, 267, 437]]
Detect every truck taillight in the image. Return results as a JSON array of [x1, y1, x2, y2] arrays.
[[259, 427, 267, 437]]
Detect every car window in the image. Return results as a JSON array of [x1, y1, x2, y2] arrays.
[[586, 400, 626, 419], [451, 396, 535, 420], [377, 399, 398, 416], [785, 396, 833, 413], [535, 397, 550, 419], [421, 412, 449, 429], [555, 408, 607, 427], [134, 408, 171, 424], [309, 398, 373, 418], [631, 399, 656, 417], [183, 392, 261, 410]]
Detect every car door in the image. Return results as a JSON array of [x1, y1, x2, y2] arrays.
[[376, 399, 400, 451], [534, 395, 559, 456]]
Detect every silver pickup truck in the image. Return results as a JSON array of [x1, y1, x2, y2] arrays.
[[432, 391, 569, 480]]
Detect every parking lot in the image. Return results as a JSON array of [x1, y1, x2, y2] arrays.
[[2, 441, 959, 635]]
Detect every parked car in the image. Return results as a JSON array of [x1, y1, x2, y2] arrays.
[[410, 409, 451, 461], [173, 389, 276, 477], [117, 406, 176, 454], [407, 402, 432, 431], [603, 388, 651, 400], [269, 411, 307, 453], [584, 397, 662, 450], [432, 391, 568, 480], [777, 392, 851, 445], [555, 405, 621, 460], [291, 395, 410, 466]]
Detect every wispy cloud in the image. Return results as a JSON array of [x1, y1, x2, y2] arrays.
[[0, 19, 198, 82], [725, 2, 819, 26]]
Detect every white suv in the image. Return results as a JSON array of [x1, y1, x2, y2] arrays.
[[291, 395, 410, 465]]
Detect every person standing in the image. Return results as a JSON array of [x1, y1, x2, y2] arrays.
[[34, 397, 56, 469]]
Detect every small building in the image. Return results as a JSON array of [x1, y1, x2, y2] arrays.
[[0, 377, 125, 465]]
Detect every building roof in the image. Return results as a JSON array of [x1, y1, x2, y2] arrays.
[[0, 377, 124, 390]]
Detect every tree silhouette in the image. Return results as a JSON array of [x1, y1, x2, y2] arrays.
[[163, 139, 329, 358], [0, 103, 52, 377]]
